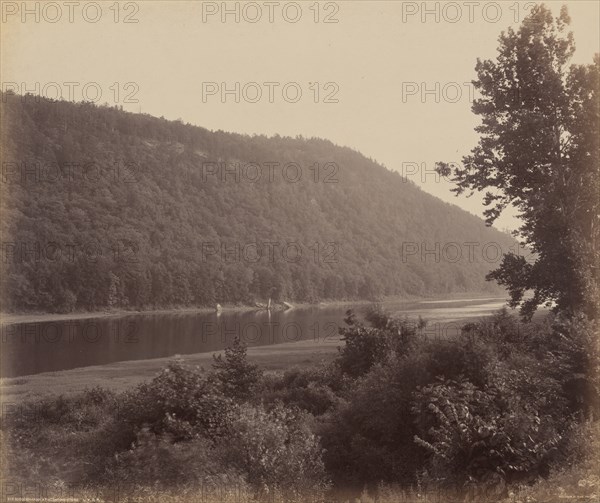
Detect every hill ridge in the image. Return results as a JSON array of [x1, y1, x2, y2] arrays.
[[0, 93, 513, 312]]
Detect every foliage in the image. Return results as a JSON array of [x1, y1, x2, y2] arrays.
[[544, 314, 600, 418], [0, 93, 513, 313], [117, 361, 234, 443], [1, 387, 118, 486], [437, 5, 600, 319], [320, 307, 595, 498], [259, 364, 346, 415], [336, 307, 422, 378], [221, 403, 330, 501], [212, 337, 263, 400], [2, 310, 597, 501], [108, 430, 244, 490], [412, 378, 564, 492], [499, 421, 600, 503]]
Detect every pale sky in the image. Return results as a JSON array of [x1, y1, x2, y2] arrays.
[[2, 1, 599, 231]]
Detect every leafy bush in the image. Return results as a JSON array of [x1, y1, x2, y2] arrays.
[[412, 377, 564, 494], [116, 361, 234, 443], [546, 314, 600, 418], [220, 403, 330, 501], [1, 387, 121, 486], [107, 428, 245, 490], [260, 365, 346, 415], [499, 421, 600, 503], [319, 350, 434, 492], [336, 307, 422, 378], [320, 307, 592, 499]]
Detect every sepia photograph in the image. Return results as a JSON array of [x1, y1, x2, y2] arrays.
[[0, 1, 599, 502]]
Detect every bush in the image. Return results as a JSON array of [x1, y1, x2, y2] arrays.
[[319, 351, 433, 492], [499, 421, 600, 503], [212, 336, 263, 400], [1, 387, 119, 486], [412, 377, 564, 495], [116, 361, 234, 443], [107, 428, 245, 490], [336, 307, 422, 378], [221, 403, 330, 501], [320, 307, 589, 499], [260, 365, 346, 415], [547, 314, 600, 418]]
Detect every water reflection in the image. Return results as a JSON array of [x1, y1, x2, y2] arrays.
[[1, 297, 506, 377]]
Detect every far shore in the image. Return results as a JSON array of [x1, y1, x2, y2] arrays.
[[0, 292, 504, 325]]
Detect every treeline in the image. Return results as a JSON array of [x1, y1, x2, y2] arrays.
[[1, 93, 514, 312]]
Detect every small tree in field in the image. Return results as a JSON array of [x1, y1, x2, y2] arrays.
[[212, 336, 263, 400], [437, 5, 599, 320]]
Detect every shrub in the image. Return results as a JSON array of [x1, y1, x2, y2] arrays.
[[212, 336, 263, 400], [116, 361, 234, 443], [1, 387, 118, 486], [260, 365, 346, 415], [221, 402, 330, 501], [547, 314, 600, 417], [499, 421, 600, 503], [336, 307, 422, 378], [412, 377, 565, 494], [319, 350, 435, 492], [107, 428, 245, 490]]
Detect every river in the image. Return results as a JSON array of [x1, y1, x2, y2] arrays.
[[0, 297, 508, 377]]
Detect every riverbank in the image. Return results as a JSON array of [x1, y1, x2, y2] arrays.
[[0, 304, 258, 326], [0, 293, 510, 403], [0, 291, 503, 325], [0, 336, 342, 404]]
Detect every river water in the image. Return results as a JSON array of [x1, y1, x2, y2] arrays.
[[0, 297, 507, 377]]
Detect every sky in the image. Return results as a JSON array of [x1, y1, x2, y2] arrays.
[[2, 0, 599, 231]]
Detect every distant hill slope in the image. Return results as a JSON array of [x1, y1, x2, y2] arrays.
[[1, 93, 514, 312]]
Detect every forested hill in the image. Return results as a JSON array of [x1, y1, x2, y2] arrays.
[[1, 93, 514, 313]]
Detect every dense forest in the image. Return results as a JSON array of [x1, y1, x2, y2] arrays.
[[0, 92, 514, 313]]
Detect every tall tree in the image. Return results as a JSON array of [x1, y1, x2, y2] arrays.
[[437, 5, 599, 320]]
